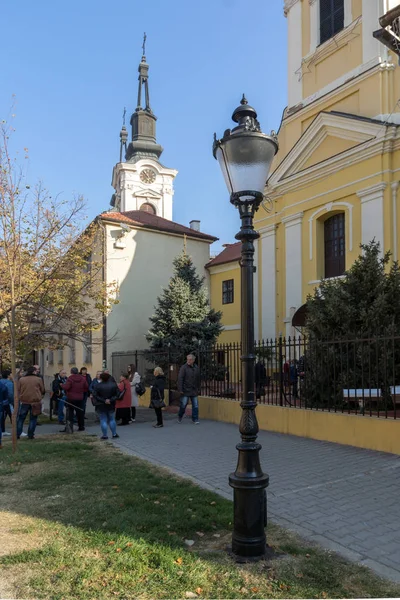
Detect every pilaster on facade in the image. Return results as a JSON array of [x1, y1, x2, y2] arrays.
[[392, 181, 399, 261], [286, 0, 303, 108], [260, 224, 277, 340], [283, 212, 303, 338], [357, 182, 386, 251]]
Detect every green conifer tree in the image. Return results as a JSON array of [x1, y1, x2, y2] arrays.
[[304, 241, 400, 408], [146, 252, 222, 368]]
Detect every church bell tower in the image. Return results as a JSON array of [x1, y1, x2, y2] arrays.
[[111, 35, 177, 220]]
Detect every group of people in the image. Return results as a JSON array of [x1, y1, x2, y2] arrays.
[[0, 353, 202, 447]]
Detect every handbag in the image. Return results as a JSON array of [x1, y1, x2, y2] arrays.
[[151, 386, 166, 409], [31, 402, 42, 416]]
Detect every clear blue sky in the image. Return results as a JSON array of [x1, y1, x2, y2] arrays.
[[1, 0, 287, 253]]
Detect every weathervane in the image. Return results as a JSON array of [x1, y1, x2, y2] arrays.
[[122, 106, 126, 127]]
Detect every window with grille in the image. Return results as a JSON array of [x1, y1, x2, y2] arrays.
[[320, 0, 344, 44], [83, 332, 92, 364], [324, 213, 345, 278], [222, 279, 234, 304]]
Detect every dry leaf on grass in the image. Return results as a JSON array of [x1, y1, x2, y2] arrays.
[[185, 592, 198, 599], [196, 531, 204, 537], [185, 539, 195, 546], [174, 557, 183, 565], [251, 587, 259, 593], [210, 501, 216, 505], [195, 588, 203, 594], [116, 548, 122, 552], [108, 541, 115, 545]]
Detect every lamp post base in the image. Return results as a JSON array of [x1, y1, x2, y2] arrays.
[[229, 442, 269, 559]]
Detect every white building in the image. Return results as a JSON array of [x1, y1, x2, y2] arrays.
[[40, 47, 217, 388]]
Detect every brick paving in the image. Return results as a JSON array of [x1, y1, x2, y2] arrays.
[[27, 408, 400, 582]]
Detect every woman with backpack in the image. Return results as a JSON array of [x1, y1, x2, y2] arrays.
[[116, 372, 132, 426], [128, 364, 141, 422], [150, 367, 166, 428]]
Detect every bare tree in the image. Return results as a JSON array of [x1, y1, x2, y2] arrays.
[[0, 113, 117, 450]]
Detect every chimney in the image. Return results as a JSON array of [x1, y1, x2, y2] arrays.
[[189, 219, 200, 232]]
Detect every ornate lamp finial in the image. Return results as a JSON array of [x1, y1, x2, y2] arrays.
[[241, 94, 248, 105]]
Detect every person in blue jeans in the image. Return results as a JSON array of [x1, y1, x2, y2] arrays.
[[17, 366, 45, 439], [177, 354, 201, 424], [92, 372, 119, 440], [0, 379, 9, 448], [1, 371, 13, 435]]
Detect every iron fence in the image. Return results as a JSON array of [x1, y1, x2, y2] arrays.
[[113, 335, 400, 418]]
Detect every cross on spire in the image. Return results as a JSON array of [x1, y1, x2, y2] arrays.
[[142, 32, 147, 59]]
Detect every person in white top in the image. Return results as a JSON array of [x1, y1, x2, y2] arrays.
[[128, 364, 140, 422]]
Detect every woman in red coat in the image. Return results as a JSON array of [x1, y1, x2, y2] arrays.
[[116, 373, 132, 425]]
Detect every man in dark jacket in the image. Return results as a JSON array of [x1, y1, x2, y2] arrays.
[[177, 354, 201, 424], [79, 367, 92, 418], [61, 367, 88, 433]]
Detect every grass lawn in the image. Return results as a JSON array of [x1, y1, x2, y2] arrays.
[[0, 436, 399, 600]]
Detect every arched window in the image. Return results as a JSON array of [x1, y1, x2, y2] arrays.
[[139, 202, 156, 215], [324, 213, 345, 278]]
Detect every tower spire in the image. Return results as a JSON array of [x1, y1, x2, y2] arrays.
[[126, 36, 163, 163], [136, 32, 151, 112], [119, 107, 128, 162]]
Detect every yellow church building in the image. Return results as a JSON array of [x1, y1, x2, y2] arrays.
[[210, 0, 400, 343]]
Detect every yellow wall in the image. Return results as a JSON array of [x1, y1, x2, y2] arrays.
[[208, 263, 241, 344], [198, 396, 400, 455]]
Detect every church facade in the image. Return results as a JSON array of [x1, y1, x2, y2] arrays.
[[40, 47, 217, 387], [208, 0, 400, 345]]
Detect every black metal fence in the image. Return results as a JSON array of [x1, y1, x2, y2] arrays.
[[112, 335, 400, 418]]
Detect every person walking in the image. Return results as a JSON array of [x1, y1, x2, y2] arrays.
[[150, 367, 166, 428], [92, 372, 119, 440], [17, 366, 45, 440], [116, 373, 132, 425], [128, 364, 140, 422], [1, 371, 14, 436], [177, 354, 201, 424], [51, 370, 67, 426], [0, 378, 9, 448], [61, 367, 88, 433], [80, 367, 92, 418]]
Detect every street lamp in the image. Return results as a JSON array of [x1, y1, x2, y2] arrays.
[[373, 4, 400, 57], [213, 95, 278, 559]]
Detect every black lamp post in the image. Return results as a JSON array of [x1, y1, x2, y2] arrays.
[[213, 95, 278, 559]]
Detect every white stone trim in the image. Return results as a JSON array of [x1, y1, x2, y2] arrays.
[[222, 324, 241, 331], [261, 225, 277, 339], [362, 0, 382, 64], [287, 0, 303, 106], [263, 167, 400, 222], [308, 201, 353, 261], [283, 0, 300, 16], [270, 112, 382, 186], [259, 224, 277, 236], [344, 0, 352, 27], [357, 183, 386, 250], [207, 262, 239, 275], [288, 55, 380, 114], [308, 275, 346, 285], [392, 182, 399, 261], [357, 182, 387, 202], [282, 211, 304, 227], [284, 213, 303, 334], [268, 124, 397, 196], [254, 239, 259, 341], [309, 0, 319, 53]]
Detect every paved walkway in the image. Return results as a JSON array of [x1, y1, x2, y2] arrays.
[[23, 409, 400, 582]]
